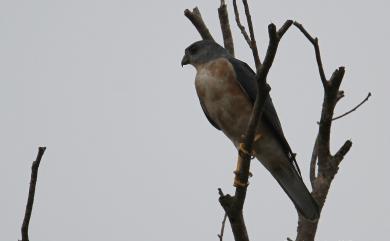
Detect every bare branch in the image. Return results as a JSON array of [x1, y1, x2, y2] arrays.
[[217, 213, 228, 241], [293, 21, 356, 241], [295, 22, 346, 166], [233, 0, 265, 70], [233, 0, 252, 47], [218, 0, 235, 56], [309, 135, 319, 189], [328, 67, 345, 89], [278, 20, 294, 37], [259, 21, 293, 76], [293, 22, 327, 87], [184, 7, 214, 41], [218, 190, 249, 241], [332, 92, 371, 121], [21, 147, 47, 241], [242, 0, 261, 69], [332, 140, 353, 166]]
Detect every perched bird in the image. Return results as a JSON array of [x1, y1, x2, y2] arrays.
[[181, 40, 319, 221]]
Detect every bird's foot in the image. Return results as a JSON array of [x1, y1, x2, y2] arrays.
[[238, 143, 250, 156], [233, 177, 249, 188], [233, 170, 252, 188], [238, 143, 256, 159], [233, 170, 252, 177]]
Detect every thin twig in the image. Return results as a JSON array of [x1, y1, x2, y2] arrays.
[[21, 147, 47, 241], [242, 0, 261, 69], [293, 21, 327, 87], [332, 92, 371, 121], [218, 0, 235, 56], [232, 0, 252, 47], [184, 7, 214, 41], [217, 213, 228, 241]]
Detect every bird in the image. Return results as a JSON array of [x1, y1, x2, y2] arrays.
[[181, 40, 319, 221]]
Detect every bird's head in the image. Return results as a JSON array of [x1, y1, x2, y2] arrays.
[[181, 40, 229, 68]]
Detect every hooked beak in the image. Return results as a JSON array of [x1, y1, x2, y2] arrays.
[[181, 54, 190, 67]]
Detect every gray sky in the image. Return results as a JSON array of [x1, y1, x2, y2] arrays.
[[1, 0, 388, 241]]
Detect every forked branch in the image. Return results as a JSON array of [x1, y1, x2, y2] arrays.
[[293, 22, 368, 241], [294, 22, 327, 87], [233, 0, 261, 69], [219, 0, 235, 56], [217, 210, 228, 241], [184, 7, 214, 41], [232, 0, 251, 48]]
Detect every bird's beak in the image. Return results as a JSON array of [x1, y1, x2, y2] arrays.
[[181, 54, 189, 67]]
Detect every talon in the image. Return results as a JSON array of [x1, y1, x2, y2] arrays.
[[234, 179, 249, 188], [233, 171, 250, 187], [251, 150, 256, 159], [238, 143, 250, 156]]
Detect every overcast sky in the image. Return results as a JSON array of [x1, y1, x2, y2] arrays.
[[1, 1, 388, 241]]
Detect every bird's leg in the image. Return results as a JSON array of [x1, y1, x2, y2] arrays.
[[233, 140, 255, 187], [233, 143, 250, 188], [233, 133, 263, 187], [233, 171, 249, 188], [238, 143, 251, 156], [247, 133, 262, 175]]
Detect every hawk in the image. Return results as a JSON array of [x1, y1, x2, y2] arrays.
[[181, 40, 319, 221]]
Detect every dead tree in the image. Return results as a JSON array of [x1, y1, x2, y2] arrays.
[[184, 1, 370, 241]]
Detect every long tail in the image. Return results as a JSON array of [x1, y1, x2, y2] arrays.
[[271, 165, 319, 221]]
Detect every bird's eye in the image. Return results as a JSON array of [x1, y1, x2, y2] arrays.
[[189, 45, 198, 54]]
